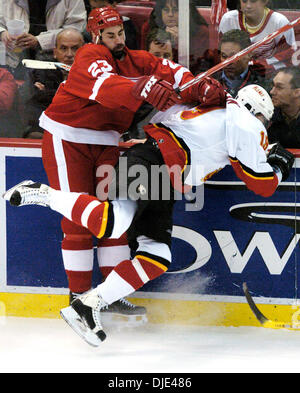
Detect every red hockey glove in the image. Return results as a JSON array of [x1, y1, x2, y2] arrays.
[[181, 76, 227, 107], [131, 75, 182, 111]]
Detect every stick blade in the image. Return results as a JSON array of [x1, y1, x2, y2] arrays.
[[22, 59, 57, 69], [242, 282, 300, 330], [22, 59, 71, 72], [242, 282, 269, 325]]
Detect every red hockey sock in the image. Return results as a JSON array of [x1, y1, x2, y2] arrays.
[[97, 233, 129, 280], [65, 270, 93, 293], [71, 195, 113, 238], [97, 256, 169, 304]]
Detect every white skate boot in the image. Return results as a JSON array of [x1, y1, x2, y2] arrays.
[[60, 289, 108, 347], [2, 180, 52, 207], [70, 292, 147, 326]]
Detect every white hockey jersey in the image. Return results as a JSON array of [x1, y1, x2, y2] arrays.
[[145, 98, 278, 197]]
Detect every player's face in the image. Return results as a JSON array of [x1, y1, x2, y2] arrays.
[[270, 72, 296, 109], [220, 42, 250, 79], [54, 33, 84, 65], [148, 40, 173, 60], [101, 25, 125, 56], [240, 0, 266, 20], [162, 0, 178, 28]]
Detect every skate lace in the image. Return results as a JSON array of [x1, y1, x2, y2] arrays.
[[23, 189, 41, 203], [22, 186, 48, 206], [95, 297, 109, 312], [119, 298, 135, 308], [92, 308, 104, 331]]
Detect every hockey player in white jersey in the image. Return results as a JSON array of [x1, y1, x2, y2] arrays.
[[3, 84, 294, 347]]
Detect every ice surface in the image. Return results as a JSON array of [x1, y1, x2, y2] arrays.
[[1, 316, 300, 373]]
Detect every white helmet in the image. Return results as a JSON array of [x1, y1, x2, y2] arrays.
[[235, 84, 274, 121]]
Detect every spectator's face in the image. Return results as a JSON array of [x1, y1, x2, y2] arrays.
[[101, 24, 125, 55], [240, 0, 266, 19], [220, 42, 250, 79], [148, 40, 173, 60], [162, 0, 178, 28], [54, 32, 84, 65], [270, 72, 296, 109]]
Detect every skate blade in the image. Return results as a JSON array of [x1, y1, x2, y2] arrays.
[[101, 313, 148, 328], [60, 306, 103, 347]]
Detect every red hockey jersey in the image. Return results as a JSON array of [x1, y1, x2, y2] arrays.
[[40, 43, 194, 146]]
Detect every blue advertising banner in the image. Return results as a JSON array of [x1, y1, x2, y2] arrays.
[[1, 146, 299, 305]]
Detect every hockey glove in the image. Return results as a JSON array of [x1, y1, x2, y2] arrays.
[[180, 76, 227, 107], [131, 75, 182, 111], [267, 143, 294, 181]]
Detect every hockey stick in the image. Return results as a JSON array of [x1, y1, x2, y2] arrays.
[[22, 59, 71, 72], [179, 16, 300, 92], [243, 282, 300, 330]]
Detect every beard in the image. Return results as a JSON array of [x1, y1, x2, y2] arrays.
[[111, 44, 125, 59]]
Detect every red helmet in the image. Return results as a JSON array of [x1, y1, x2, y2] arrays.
[[87, 7, 123, 36]]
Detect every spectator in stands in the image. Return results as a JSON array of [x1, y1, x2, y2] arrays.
[[215, 29, 268, 97], [21, 28, 84, 139], [146, 28, 173, 60], [219, 0, 296, 76], [143, 0, 211, 74], [84, 0, 138, 49], [0, 0, 86, 79], [0, 65, 24, 137], [268, 66, 300, 148]]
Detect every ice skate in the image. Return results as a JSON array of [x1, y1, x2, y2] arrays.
[[70, 292, 147, 328], [2, 180, 51, 207], [60, 288, 108, 347], [101, 298, 148, 326]]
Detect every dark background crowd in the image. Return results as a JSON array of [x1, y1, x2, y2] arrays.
[[0, 0, 300, 147]]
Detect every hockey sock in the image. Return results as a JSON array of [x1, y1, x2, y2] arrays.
[[59, 212, 96, 294], [96, 256, 169, 304], [50, 191, 137, 239], [50, 190, 114, 238], [62, 232, 94, 293], [97, 232, 130, 279], [65, 270, 93, 294]]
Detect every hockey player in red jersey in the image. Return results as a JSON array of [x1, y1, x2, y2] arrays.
[[3, 84, 294, 346], [39, 6, 227, 321]]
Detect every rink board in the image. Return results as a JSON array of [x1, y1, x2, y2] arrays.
[[1, 140, 300, 327]]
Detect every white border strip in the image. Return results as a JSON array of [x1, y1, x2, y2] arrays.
[[2, 286, 298, 307], [129, 291, 300, 306]]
